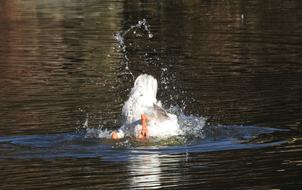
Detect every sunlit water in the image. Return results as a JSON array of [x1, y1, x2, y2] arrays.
[[1, 0, 302, 189]]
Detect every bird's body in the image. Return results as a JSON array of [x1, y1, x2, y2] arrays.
[[111, 74, 181, 139]]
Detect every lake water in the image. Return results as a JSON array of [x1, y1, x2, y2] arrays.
[[1, 0, 302, 189]]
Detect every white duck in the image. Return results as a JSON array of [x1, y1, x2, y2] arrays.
[[111, 74, 181, 139]]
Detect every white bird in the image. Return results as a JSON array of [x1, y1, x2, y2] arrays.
[[111, 74, 181, 140]]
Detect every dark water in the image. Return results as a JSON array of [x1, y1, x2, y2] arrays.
[[1, 0, 302, 189]]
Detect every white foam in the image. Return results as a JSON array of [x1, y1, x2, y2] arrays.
[[169, 105, 206, 138], [85, 127, 112, 139]]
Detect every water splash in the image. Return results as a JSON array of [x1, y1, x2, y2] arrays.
[[76, 20, 284, 148], [114, 19, 153, 80], [113, 19, 195, 112]]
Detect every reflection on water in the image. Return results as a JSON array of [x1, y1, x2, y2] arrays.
[[1, 0, 302, 189], [0, 0, 125, 135], [128, 153, 162, 189], [0, 125, 292, 189]]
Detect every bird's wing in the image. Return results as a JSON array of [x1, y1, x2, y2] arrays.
[[152, 103, 169, 121]]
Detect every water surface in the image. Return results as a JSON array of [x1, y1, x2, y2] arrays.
[[1, 0, 302, 189]]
